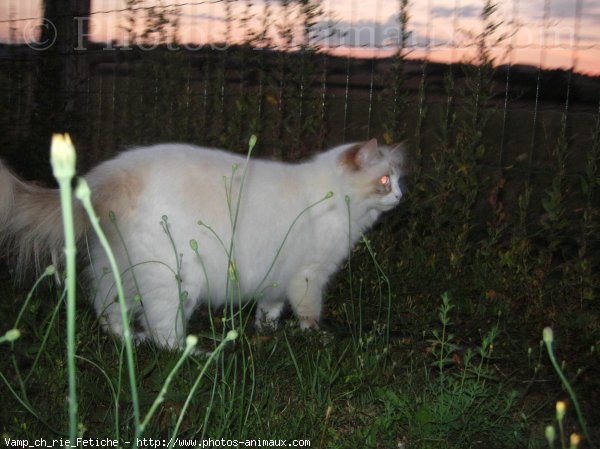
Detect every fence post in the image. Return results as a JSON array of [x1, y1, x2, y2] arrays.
[[31, 0, 91, 174]]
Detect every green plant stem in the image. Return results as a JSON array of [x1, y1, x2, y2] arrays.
[[558, 414, 566, 449], [10, 266, 56, 397], [252, 191, 334, 298], [224, 136, 256, 332], [361, 234, 392, 346], [543, 327, 594, 448], [161, 215, 187, 342], [54, 164, 78, 443], [345, 196, 358, 341], [140, 341, 195, 432], [75, 355, 120, 437], [25, 289, 64, 382], [284, 331, 304, 391], [168, 331, 237, 448], [0, 370, 66, 436], [75, 179, 141, 442]]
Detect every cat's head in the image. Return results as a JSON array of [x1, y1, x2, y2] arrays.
[[336, 138, 406, 212]]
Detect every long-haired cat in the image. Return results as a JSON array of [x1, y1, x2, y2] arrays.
[[0, 138, 404, 349]]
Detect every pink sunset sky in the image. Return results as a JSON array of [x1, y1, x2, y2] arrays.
[[1, 0, 599, 75]]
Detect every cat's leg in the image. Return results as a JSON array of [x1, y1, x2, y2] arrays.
[[133, 263, 202, 349], [92, 273, 135, 339], [286, 270, 324, 329], [138, 287, 197, 349], [90, 268, 149, 343], [254, 299, 285, 329], [97, 299, 127, 338]]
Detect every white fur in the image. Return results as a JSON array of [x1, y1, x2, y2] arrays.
[[1, 140, 404, 348]]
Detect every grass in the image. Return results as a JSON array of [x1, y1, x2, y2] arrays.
[[2, 101, 599, 448], [1, 136, 596, 449], [0, 281, 543, 448], [1, 2, 599, 444]]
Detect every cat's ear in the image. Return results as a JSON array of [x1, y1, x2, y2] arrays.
[[390, 142, 406, 161], [358, 138, 380, 165], [391, 142, 404, 152], [339, 138, 379, 171], [390, 142, 408, 173]]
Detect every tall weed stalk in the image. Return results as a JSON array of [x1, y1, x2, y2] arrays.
[[74, 177, 142, 436], [542, 327, 594, 447], [50, 133, 79, 441]]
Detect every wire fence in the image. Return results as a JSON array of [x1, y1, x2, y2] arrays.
[[0, 2, 598, 208], [0, 1, 598, 162], [0, 3, 596, 178], [0, 0, 598, 328]]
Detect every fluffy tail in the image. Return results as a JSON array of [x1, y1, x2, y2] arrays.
[[0, 160, 86, 280]]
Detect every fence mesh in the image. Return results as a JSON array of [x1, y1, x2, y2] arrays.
[[0, 1, 598, 306], [1, 1, 598, 165]]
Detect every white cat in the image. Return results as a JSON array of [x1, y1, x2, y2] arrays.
[[0, 139, 404, 349]]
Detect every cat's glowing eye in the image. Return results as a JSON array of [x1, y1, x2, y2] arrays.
[[378, 175, 392, 193]]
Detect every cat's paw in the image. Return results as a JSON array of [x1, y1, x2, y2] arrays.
[[298, 317, 319, 330], [254, 315, 280, 331], [134, 331, 150, 344], [189, 347, 212, 358]]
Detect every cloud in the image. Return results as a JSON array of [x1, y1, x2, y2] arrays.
[[178, 13, 227, 22], [312, 14, 403, 48], [431, 4, 480, 19], [311, 13, 450, 49], [523, 0, 600, 20]]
